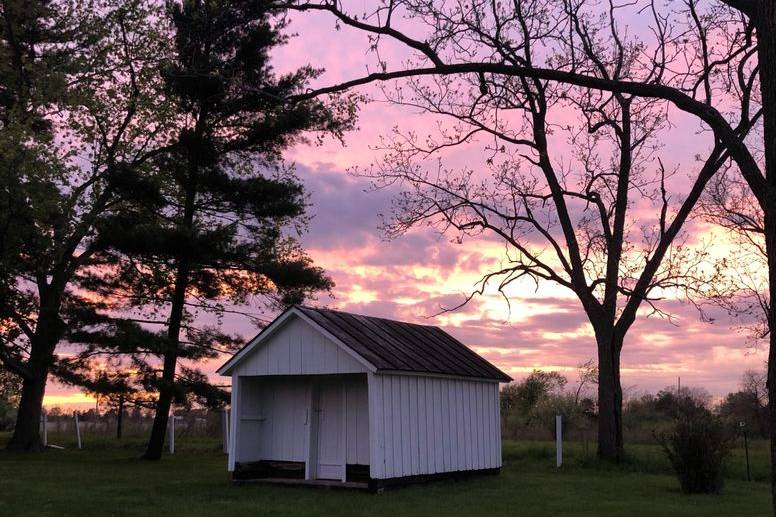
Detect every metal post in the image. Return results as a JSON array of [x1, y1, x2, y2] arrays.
[[169, 414, 175, 455], [222, 409, 230, 453], [555, 414, 562, 468], [74, 411, 82, 449]]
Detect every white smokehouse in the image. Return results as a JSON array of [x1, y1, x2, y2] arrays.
[[217, 305, 512, 489]]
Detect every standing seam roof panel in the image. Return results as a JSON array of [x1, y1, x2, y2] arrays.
[[399, 321, 487, 375], [350, 314, 453, 373], [298, 306, 511, 382], [346, 313, 443, 372], [422, 325, 505, 379], [377, 318, 482, 377], [417, 325, 498, 377], [407, 323, 494, 378], [298, 308, 390, 369], [312, 309, 421, 371], [405, 323, 491, 377]]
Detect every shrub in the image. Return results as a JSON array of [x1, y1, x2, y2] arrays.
[[532, 393, 595, 437], [656, 411, 732, 494]]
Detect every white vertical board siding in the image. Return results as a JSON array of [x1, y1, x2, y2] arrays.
[[265, 379, 309, 461], [233, 317, 367, 377], [235, 376, 261, 463], [368, 372, 502, 480], [344, 375, 370, 465], [228, 376, 240, 471], [368, 372, 386, 479], [233, 374, 369, 467], [233, 376, 310, 463]]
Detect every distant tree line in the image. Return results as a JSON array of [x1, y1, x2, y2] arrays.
[[501, 367, 769, 443]]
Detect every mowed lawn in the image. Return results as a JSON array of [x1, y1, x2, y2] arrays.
[[0, 434, 771, 516]]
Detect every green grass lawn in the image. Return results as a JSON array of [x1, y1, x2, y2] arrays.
[[0, 434, 771, 516]]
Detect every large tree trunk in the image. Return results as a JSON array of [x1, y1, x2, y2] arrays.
[[764, 205, 776, 515], [142, 199, 195, 460], [596, 327, 624, 462], [5, 305, 62, 452], [142, 359, 174, 460], [142, 135, 199, 460], [142, 259, 190, 460], [755, 2, 776, 513], [6, 371, 47, 451], [116, 394, 124, 440]]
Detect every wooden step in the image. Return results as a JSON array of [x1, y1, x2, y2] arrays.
[[237, 477, 369, 490]]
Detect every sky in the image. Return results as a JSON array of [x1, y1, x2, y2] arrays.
[[43, 4, 767, 409]]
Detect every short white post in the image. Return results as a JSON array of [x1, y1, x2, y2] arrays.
[[222, 409, 230, 454], [74, 411, 82, 449], [555, 414, 563, 468], [168, 414, 175, 455], [41, 411, 48, 447]]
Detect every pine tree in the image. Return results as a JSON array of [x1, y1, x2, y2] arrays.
[[87, 0, 356, 460]]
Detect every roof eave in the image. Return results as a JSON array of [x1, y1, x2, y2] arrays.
[[375, 368, 512, 383]]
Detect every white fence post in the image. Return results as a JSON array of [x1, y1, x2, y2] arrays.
[[555, 414, 563, 468], [222, 409, 230, 454], [168, 414, 175, 455], [74, 411, 82, 449]]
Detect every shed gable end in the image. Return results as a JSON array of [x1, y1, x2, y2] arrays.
[[231, 315, 369, 376]]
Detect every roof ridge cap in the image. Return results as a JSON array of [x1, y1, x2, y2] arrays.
[[298, 305, 440, 329]]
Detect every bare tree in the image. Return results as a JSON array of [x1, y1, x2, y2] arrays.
[[699, 162, 769, 342], [280, 0, 776, 508], [283, 0, 759, 464], [575, 359, 598, 406]]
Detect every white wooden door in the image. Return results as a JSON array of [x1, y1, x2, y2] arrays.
[[315, 379, 345, 480]]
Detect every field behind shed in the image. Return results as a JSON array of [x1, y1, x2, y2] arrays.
[[0, 435, 770, 516]]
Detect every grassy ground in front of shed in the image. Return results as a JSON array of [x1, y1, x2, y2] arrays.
[[0, 434, 771, 516]]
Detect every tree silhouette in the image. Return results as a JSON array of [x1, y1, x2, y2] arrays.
[[281, 0, 759, 464], [284, 0, 776, 507], [84, 0, 356, 460], [0, 0, 174, 451]]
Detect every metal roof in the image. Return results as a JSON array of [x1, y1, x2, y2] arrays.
[[296, 306, 512, 382]]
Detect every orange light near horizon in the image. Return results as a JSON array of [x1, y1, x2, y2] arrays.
[[43, 392, 97, 409]]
